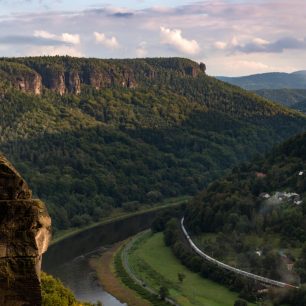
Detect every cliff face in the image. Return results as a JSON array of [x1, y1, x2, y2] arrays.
[[83, 66, 136, 90], [0, 155, 51, 306], [0, 62, 42, 95], [66, 70, 81, 94], [0, 57, 206, 96], [14, 72, 42, 95]]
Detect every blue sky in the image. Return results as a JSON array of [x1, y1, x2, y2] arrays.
[[0, 0, 305, 76], [0, 0, 194, 14]]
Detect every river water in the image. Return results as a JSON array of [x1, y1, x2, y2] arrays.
[[48, 245, 126, 306], [43, 210, 166, 305]]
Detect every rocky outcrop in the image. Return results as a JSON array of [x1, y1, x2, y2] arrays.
[[66, 70, 81, 94], [82, 67, 136, 90], [0, 62, 42, 95], [42, 66, 66, 96], [0, 155, 51, 306], [199, 62, 206, 74], [184, 63, 206, 77], [14, 72, 42, 95], [0, 57, 207, 96]]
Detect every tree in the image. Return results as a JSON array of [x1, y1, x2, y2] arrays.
[[234, 299, 248, 306], [178, 272, 186, 283], [159, 286, 169, 300]]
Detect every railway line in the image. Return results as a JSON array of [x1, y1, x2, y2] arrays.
[[181, 217, 299, 289]]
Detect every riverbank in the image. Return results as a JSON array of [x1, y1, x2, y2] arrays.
[[128, 231, 240, 306], [44, 196, 188, 271], [90, 242, 150, 306], [51, 196, 190, 245]]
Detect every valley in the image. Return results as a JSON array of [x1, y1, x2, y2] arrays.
[[1, 57, 306, 306], [1, 0, 306, 305], [1, 57, 305, 235]]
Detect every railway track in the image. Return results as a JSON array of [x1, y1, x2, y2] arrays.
[[181, 217, 299, 289]]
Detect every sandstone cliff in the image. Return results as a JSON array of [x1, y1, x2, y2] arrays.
[[0, 155, 51, 306], [0, 62, 42, 95], [0, 57, 206, 96]]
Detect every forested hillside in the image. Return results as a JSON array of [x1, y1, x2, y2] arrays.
[[0, 56, 305, 232], [184, 132, 306, 287], [185, 132, 306, 236], [162, 132, 306, 305], [217, 71, 306, 90], [217, 72, 306, 110], [254, 89, 306, 108]]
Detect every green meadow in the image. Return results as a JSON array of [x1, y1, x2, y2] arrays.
[[128, 231, 246, 306]]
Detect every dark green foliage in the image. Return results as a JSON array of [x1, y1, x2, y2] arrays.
[[185, 132, 306, 242], [269, 286, 306, 306], [177, 272, 186, 283], [158, 286, 169, 300], [234, 299, 248, 306], [295, 244, 306, 283], [254, 89, 306, 107], [151, 205, 185, 233], [0, 56, 305, 232]]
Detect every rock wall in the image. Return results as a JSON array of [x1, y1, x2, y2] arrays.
[[0, 62, 42, 96], [14, 72, 42, 95], [0, 155, 51, 306], [0, 58, 206, 96]]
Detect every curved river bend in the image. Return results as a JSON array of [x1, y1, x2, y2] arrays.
[[43, 209, 165, 305]]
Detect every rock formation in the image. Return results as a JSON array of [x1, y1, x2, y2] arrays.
[[66, 70, 81, 94], [14, 73, 42, 95], [0, 62, 42, 95], [0, 57, 207, 96], [42, 66, 66, 96], [0, 155, 51, 306], [199, 62, 206, 74]]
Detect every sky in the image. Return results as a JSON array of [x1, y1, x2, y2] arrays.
[[0, 0, 305, 76]]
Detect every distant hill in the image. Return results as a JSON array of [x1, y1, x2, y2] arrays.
[[292, 100, 306, 112], [254, 89, 306, 107], [0, 56, 305, 232], [217, 71, 306, 90]]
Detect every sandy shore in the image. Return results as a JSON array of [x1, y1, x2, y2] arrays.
[[89, 241, 151, 306]]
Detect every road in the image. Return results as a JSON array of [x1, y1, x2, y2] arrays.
[[121, 230, 180, 306]]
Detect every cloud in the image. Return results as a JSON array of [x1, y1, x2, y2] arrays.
[[229, 60, 270, 71], [214, 41, 227, 50], [213, 35, 306, 54], [233, 36, 306, 54], [34, 30, 80, 45], [160, 26, 200, 55], [111, 12, 134, 18], [61, 33, 80, 45], [93, 32, 119, 49], [0, 30, 82, 56], [0, 1, 306, 75], [136, 41, 147, 57]]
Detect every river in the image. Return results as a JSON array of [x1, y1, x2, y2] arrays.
[[47, 245, 125, 306], [43, 209, 168, 305]]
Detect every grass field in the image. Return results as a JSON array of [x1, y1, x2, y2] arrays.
[[128, 231, 243, 306]]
